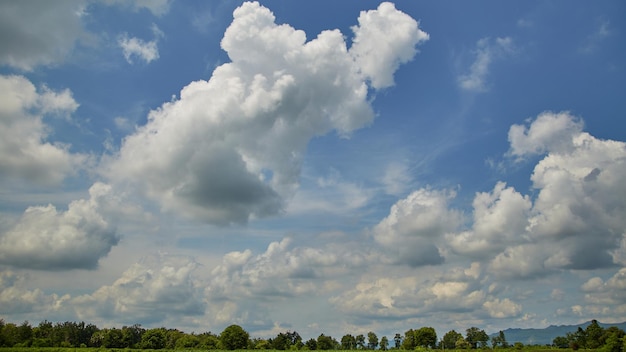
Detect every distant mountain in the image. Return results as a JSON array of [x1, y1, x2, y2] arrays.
[[490, 321, 626, 346]]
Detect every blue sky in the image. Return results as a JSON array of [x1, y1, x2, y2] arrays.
[[1, 0, 626, 341]]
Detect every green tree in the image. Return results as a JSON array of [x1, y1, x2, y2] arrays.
[[380, 336, 389, 351], [141, 328, 166, 349], [220, 324, 250, 350], [121, 324, 144, 348], [103, 328, 124, 348], [32, 321, 53, 347], [442, 330, 463, 350], [176, 334, 200, 349], [367, 331, 378, 349], [585, 319, 604, 349], [394, 333, 402, 349], [455, 337, 470, 350], [306, 338, 318, 350], [356, 334, 366, 349], [553, 335, 569, 348], [415, 327, 437, 348], [402, 329, 416, 350], [599, 327, 625, 352], [165, 328, 184, 349], [317, 334, 334, 350], [491, 330, 508, 348], [198, 332, 220, 349], [465, 327, 489, 349], [16, 321, 32, 346], [342, 334, 356, 350]]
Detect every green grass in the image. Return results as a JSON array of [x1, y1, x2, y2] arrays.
[[0, 349, 586, 352]]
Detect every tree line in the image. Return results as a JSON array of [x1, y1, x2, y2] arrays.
[[551, 320, 625, 352], [0, 318, 624, 351]]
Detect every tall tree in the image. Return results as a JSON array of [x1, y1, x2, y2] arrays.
[[402, 329, 416, 350], [220, 324, 249, 350], [442, 330, 463, 350], [585, 319, 604, 349], [393, 333, 402, 349], [380, 336, 389, 351], [367, 331, 378, 350], [341, 334, 356, 350], [306, 338, 318, 350], [465, 327, 488, 349], [491, 330, 508, 348], [141, 328, 166, 349], [356, 334, 366, 349], [415, 327, 437, 348], [317, 334, 334, 350]]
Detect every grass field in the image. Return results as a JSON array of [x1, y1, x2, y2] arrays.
[[0, 349, 582, 352]]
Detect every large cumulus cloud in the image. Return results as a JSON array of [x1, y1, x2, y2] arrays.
[[0, 75, 85, 187], [0, 183, 122, 270], [373, 188, 462, 267], [449, 111, 626, 278], [104, 1, 428, 225]]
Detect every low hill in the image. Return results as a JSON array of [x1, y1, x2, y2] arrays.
[[490, 320, 626, 346]]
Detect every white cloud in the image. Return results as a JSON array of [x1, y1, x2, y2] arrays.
[[104, 1, 427, 225], [458, 37, 514, 92], [373, 188, 462, 267], [72, 253, 204, 326], [0, 183, 121, 270], [575, 268, 626, 320], [0, 0, 85, 70], [350, 2, 429, 89], [288, 170, 371, 214], [208, 237, 367, 301], [448, 182, 531, 257], [381, 161, 412, 196], [0, 75, 86, 187], [508, 111, 584, 158], [118, 34, 160, 64], [487, 111, 626, 278], [483, 298, 522, 318], [0, 271, 69, 315], [331, 264, 487, 321]]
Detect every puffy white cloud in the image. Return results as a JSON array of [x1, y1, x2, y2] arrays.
[[458, 37, 514, 92], [0, 271, 69, 315], [350, 2, 429, 89], [574, 268, 626, 320], [331, 264, 486, 320], [482, 298, 522, 318], [508, 111, 584, 158], [448, 182, 531, 257], [0, 75, 85, 187], [72, 254, 205, 325], [203, 236, 374, 330], [208, 237, 367, 301], [104, 1, 427, 225], [118, 34, 159, 64], [488, 111, 626, 278], [0, 183, 121, 270], [581, 269, 626, 304], [0, 0, 85, 70], [373, 188, 462, 266]]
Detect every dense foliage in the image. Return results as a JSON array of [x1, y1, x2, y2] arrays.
[[0, 318, 624, 351], [552, 320, 625, 352]]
